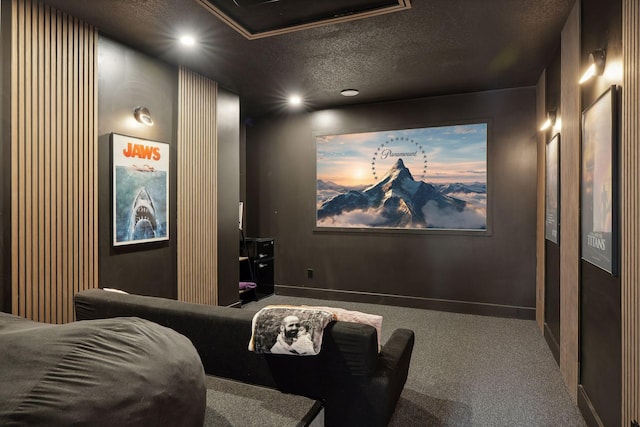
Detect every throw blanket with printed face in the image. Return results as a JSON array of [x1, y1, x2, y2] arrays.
[[249, 306, 336, 355], [303, 306, 383, 351]]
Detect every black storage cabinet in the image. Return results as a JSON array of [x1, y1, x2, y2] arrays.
[[242, 237, 274, 297]]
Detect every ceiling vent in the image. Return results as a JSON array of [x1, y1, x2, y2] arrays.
[[195, 0, 411, 39]]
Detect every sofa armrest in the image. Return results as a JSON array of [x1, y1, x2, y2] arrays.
[[379, 328, 415, 378], [324, 328, 415, 427]]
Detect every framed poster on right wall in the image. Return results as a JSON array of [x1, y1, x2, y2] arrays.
[[545, 133, 560, 244], [581, 85, 618, 275]]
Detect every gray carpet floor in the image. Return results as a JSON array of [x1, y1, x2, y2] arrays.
[[204, 294, 586, 427]]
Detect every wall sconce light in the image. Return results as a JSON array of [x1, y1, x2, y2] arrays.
[[540, 110, 556, 131], [579, 49, 606, 84], [134, 106, 154, 126]]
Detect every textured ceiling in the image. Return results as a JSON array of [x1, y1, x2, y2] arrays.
[[42, 0, 575, 118]]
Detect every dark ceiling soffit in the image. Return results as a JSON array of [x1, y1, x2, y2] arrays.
[[194, 0, 411, 40]]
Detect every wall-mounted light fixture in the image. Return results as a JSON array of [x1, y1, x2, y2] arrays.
[[579, 49, 606, 84], [540, 110, 556, 131], [134, 106, 154, 126]]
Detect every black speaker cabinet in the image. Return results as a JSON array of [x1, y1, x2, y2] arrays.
[[253, 257, 274, 296], [245, 237, 274, 260], [244, 237, 274, 297]]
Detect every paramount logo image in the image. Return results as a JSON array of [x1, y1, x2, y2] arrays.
[[317, 159, 486, 229], [316, 123, 487, 230]]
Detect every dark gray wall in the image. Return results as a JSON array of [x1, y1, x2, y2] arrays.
[[97, 36, 178, 298], [246, 88, 538, 318], [578, 0, 622, 425], [217, 87, 241, 306], [544, 240, 561, 362]]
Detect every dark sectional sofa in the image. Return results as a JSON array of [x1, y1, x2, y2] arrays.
[[74, 288, 415, 427]]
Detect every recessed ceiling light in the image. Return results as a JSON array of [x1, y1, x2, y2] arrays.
[[289, 95, 302, 106], [340, 89, 359, 97], [180, 35, 196, 46]]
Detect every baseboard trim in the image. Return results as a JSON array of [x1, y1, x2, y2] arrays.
[[274, 285, 535, 319], [543, 323, 560, 365], [578, 385, 605, 427], [227, 300, 242, 308]]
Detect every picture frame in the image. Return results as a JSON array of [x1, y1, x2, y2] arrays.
[[315, 122, 488, 232], [545, 133, 560, 244], [580, 85, 618, 275], [111, 133, 170, 246]]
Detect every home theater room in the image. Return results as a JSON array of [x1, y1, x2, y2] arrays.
[[0, 0, 639, 426]]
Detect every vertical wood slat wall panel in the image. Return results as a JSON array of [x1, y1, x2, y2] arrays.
[[43, 2, 50, 323], [622, 1, 640, 423], [177, 67, 218, 306], [25, 0, 32, 320], [559, 0, 580, 403], [11, 0, 98, 323]]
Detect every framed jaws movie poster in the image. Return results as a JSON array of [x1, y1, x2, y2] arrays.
[[581, 86, 618, 275], [112, 133, 170, 246]]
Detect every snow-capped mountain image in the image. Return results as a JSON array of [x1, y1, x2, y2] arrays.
[[317, 159, 486, 229], [437, 182, 486, 195], [316, 180, 367, 205]]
